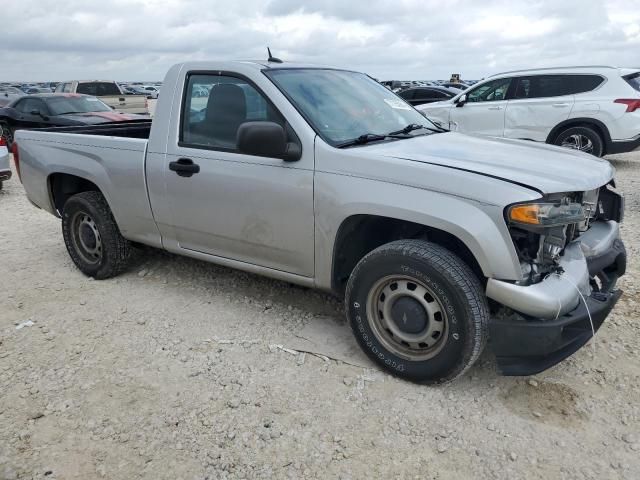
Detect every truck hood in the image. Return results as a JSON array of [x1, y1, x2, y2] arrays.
[[364, 132, 614, 194]]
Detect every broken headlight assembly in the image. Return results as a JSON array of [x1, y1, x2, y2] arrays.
[[508, 201, 585, 227], [506, 197, 587, 283]]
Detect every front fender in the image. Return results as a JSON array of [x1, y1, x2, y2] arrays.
[[314, 172, 525, 291]]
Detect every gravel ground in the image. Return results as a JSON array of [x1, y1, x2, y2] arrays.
[[0, 152, 639, 480]]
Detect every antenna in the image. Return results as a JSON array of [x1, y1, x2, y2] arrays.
[[267, 47, 283, 64]]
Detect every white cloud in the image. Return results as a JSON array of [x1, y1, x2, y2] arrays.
[[1, 0, 638, 81]]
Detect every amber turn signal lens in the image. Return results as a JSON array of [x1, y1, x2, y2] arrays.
[[509, 204, 541, 224]]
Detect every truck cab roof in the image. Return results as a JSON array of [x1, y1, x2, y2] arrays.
[[171, 60, 347, 72]]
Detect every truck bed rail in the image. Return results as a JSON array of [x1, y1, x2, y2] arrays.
[[35, 120, 152, 139]]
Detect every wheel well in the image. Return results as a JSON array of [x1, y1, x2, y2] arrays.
[[331, 215, 485, 295], [546, 118, 612, 154], [49, 173, 101, 214]]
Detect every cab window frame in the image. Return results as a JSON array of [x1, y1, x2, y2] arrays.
[[178, 70, 300, 156], [15, 98, 48, 115]]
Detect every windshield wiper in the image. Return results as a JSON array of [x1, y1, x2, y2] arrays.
[[389, 123, 447, 135], [336, 121, 450, 149], [336, 132, 409, 148], [387, 123, 427, 135]]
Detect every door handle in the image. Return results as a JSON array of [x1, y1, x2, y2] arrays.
[[169, 158, 200, 177], [552, 103, 569, 107], [487, 106, 503, 110]]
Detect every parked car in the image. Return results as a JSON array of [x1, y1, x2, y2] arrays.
[[0, 94, 146, 148], [0, 86, 25, 107], [141, 85, 160, 98], [54, 81, 148, 114], [397, 86, 458, 106], [418, 66, 640, 156], [24, 87, 52, 94], [0, 126, 11, 190], [126, 85, 159, 99], [14, 61, 626, 383], [122, 86, 145, 95]]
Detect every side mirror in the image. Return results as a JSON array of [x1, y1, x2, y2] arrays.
[[456, 94, 467, 107], [237, 121, 301, 161]]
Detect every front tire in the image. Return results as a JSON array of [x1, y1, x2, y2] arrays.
[[553, 126, 604, 157], [62, 191, 131, 279], [345, 240, 488, 384]]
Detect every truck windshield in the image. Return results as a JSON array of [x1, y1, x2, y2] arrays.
[[264, 69, 432, 146], [46, 96, 112, 115]]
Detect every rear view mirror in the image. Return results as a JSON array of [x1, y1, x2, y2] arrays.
[[237, 121, 301, 161], [456, 94, 467, 107]]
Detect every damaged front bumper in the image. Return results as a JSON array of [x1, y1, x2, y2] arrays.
[[485, 220, 626, 376]]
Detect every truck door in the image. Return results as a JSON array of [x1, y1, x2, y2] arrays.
[[159, 72, 315, 277], [450, 77, 512, 136]]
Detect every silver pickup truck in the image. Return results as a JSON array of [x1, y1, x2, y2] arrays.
[[13, 61, 626, 383]]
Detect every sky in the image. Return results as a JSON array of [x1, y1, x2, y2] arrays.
[[1, 0, 639, 81]]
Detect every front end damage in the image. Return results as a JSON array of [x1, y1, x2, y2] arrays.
[[486, 183, 626, 375]]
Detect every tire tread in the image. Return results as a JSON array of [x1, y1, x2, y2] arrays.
[[62, 191, 131, 279], [345, 239, 489, 383]]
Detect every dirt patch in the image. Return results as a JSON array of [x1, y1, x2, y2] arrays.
[[500, 380, 587, 427]]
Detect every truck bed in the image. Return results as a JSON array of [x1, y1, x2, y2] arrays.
[[15, 122, 156, 245], [37, 120, 152, 139]]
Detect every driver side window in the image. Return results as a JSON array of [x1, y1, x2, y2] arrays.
[[15, 98, 44, 114], [467, 78, 512, 103], [181, 73, 287, 151]]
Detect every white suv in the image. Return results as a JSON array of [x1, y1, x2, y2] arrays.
[[417, 66, 640, 157]]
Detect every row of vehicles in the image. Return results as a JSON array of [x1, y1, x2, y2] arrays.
[[1, 80, 161, 110], [8, 59, 630, 383]]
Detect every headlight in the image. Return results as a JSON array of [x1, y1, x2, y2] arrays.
[[508, 202, 585, 227]]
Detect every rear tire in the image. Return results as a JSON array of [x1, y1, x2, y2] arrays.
[[553, 126, 604, 157], [62, 191, 131, 279], [345, 240, 488, 384]]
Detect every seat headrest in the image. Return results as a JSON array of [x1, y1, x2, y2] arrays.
[[205, 83, 247, 123]]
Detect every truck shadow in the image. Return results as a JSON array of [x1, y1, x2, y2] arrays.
[[126, 245, 509, 380]]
